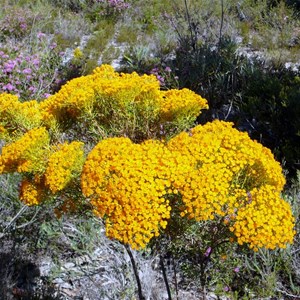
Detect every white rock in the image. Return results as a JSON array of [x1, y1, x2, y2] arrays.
[[63, 262, 76, 269], [39, 257, 55, 277]]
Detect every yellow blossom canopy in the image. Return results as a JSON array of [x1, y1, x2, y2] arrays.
[[81, 120, 295, 250], [0, 66, 295, 251], [81, 137, 174, 249]]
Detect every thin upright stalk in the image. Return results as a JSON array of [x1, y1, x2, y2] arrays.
[[125, 245, 145, 300], [160, 254, 172, 300], [219, 0, 224, 47], [184, 0, 196, 50], [171, 254, 179, 300]]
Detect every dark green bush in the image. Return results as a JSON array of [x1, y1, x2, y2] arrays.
[[174, 36, 245, 118], [171, 29, 300, 179], [286, 0, 300, 10], [237, 64, 300, 179], [47, 0, 90, 12]]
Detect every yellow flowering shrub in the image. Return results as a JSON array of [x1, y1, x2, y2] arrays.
[[81, 137, 174, 249], [38, 65, 208, 141], [0, 127, 50, 174], [167, 120, 294, 249], [45, 141, 85, 193], [0, 66, 295, 253]]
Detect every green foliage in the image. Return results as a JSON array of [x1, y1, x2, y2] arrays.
[[121, 45, 160, 74], [237, 65, 300, 178], [85, 19, 115, 54], [46, 0, 91, 12], [175, 36, 243, 111], [236, 0, 300, 52], [116, 23, 139, 44], [157, 218, 233, 288]]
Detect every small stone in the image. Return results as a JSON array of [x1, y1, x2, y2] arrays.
[[63, 262, 76, 269], [60, 282, 73, 289], [39, 257, 54, 277], [53, 278, 64, 284]]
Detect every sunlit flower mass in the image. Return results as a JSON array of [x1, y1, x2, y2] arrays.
[[0, 65, 295, 250], [81, 120, 295, 249], [81, 137, 174, 249]]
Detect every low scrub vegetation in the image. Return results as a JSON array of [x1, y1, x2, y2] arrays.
[[0, 1, 299, 299]]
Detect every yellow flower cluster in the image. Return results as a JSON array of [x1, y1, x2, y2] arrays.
[[39, 65, 160, 127], [81, 120, 294, 250], [167, 120, 293, 249], [39, 75, 96, 125], [0, 67, 294, 251], [230, 185, 295, 250], [0, 127, 50, 174], [2, 138, 85, 206], [45, 141, 85, 193], [0, 67, 208, 211], [91, 65, 161, 108], [160, 88, 208, 121], [19, 177, 45, 206], [38, 65, 207, 138], [0, 94, 19, 132], [0, 93, 42, 138], [81, 137, 174, 249]]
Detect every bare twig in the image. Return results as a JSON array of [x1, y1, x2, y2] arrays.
[[219, 0, 224, 48], [224, 100, 233, 120], [171, 254, 179, 300], [184, 0, 195, 50], [291, 247, 300, 255], [15, 206, 40, 229], [4, 205, 28, 230], [276, 289, 300, 298]]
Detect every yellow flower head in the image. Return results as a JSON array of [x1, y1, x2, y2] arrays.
[[0, 127, 50, 174], [81, 137, 173, 249], [45, 141, 85, 193], [19, 178, 45, 206], [230, 185, 295, 250], [0, 93, 42, 137]]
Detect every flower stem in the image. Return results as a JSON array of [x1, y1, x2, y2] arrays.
[[124, 244, 145, 300]]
